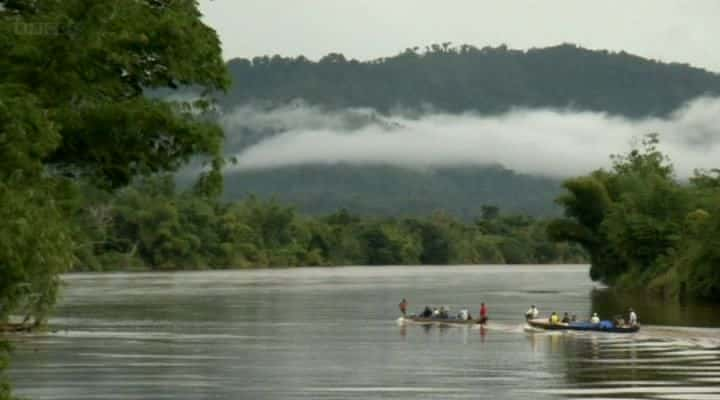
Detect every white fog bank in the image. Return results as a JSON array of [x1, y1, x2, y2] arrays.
[[225, 97, 720, 179]]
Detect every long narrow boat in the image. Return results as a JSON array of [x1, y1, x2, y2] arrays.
[[402, 316, 485, 325], [0, 323, 36, 333], [527, 318, 639, 333]]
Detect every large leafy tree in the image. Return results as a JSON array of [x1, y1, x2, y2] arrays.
[[548, 134, 701, 293], [0, 0, 229, 323]]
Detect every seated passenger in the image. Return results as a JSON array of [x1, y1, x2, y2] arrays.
[[421, 306, 432, 318], [525, 305, 539, 320], [570, 314, 577, 322], [549, 312, 560, 324], [439, 306, 448, 319], [459, 309, 469, 321], [590, 312, 600, 324], [432, 308, 440, 318]]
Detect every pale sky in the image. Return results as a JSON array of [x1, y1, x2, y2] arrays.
[[199, 0, 720, 72]]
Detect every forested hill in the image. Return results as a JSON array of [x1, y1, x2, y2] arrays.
[[210, 44, 720, 218], [222, 164, 563, 218], [222, 44, 720, 117]]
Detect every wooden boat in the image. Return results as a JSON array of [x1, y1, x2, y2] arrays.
[[403, 315, 485, 325], [0, 323, 36, 333], [527, 318, 639, 333]]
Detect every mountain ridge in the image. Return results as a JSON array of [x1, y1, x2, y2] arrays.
[[221, 43, 720, 117], [211, 43, 720, 217]]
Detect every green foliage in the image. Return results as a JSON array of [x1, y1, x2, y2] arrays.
[[0, 17, 230, 400], [481, 205, 500, 220], [1, 0, 229, 188], [417, 221, 452, 264], [71, 175, 585, 270], [222, 44, 720, 117], [550, 134, 720, 300], [0, 2, 225, 397], [0, 0, 227, 320], [0, 178, 74, 324]]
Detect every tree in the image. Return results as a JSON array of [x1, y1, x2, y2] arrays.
[[480, 205, 500, 220], [222, 44, 720, 117], [417, 222, 451, 264], [548, 134, 707, 293], [0, 0, 228, 322]]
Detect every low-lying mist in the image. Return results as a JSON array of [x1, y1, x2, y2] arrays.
[[222, 97, 720, 179]]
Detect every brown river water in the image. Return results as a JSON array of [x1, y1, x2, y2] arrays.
[[7, 265, 720, 399]]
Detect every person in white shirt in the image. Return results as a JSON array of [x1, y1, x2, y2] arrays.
[[628, 308, 638, 326], [459, 309, 469, 320], [525, 305, 539, 320], [590, 312, 600, 324]]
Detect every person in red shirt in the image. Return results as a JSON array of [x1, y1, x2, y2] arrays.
[[479, 302, 488, 324], [398, 298, 408, 316]]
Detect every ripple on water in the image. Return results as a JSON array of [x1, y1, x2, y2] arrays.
[[9, 267, 720, 400]]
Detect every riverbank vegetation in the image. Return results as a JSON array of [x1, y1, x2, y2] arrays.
[[70, 176, 585, 271], [1, 0, 228, 326], [0, 2, 231, 397], [549, 134, 720, 301]]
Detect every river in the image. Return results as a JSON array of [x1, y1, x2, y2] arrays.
[[8, 265, 720, 399]]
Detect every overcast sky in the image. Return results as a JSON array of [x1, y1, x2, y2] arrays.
[[199, 0, 720, 72]]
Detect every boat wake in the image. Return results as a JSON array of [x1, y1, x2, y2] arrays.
[[520, 324, 720, 400], [521, 323, 720, 349], [398, 317, 720, 348]]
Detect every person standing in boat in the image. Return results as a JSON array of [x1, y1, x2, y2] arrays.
[[479, 303, 488, 324], [399, 298, 408, 316], [590, 312, 600, 324], [628, 308, 638, 326]]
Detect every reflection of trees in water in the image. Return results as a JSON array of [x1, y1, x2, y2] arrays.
[[562, 334, 647, 386], [527, 332, 660, 387], [521, 289, 720, 396], [399, 323, 483, 344], [527, 331, 720, 398], [591, 288, 720, 327]]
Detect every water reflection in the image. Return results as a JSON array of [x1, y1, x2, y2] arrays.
[[591, 288, 719, 327], [527, 330, 720, 399]]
